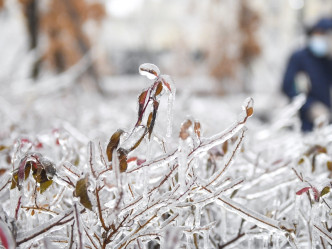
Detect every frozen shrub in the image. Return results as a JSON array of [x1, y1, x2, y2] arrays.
[[0, 64, 331, 249]]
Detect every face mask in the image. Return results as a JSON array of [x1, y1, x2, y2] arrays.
[[309, 35, 328, 57]]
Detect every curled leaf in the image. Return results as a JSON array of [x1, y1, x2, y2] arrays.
[[106, 129, 124, 162], [139, 63, 160, 80], [75, 176, 92, 210]]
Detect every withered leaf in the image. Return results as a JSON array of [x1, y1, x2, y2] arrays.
[[106, 129, 124, 162], [320, 186, 330, 197], [327, 161, 332, 171], [246, 107, 254, 117], [179, 119, 192, 140], [75, 176, 92, 210], [0, 145, 8, 151], [155, 82, 163, 96], [118, 148, 128, 173], [137, 90, 149, 126], [194, 121, 201, 138], [222, 141, 228, 154], [147, 101, 159, 139], [0, 168, 6, 176]]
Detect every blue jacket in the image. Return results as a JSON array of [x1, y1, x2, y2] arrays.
[[282, 48, 332, 131]]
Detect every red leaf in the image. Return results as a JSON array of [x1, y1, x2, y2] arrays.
[[137, 90, 149, 126], [312, 187, 320, 202], [296, 187, 310, 195], [137, 159, 146, 166], [162, 78, 172, 92], [21, 138, 30, 144], [35, 142, 43, 149], [127, 157, 137, 163], [0, 226, 9, 249]]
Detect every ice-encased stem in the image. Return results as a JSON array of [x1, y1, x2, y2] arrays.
[[188, 98, 253, 161], [313, 223, 332, 245], [16, 209, 74, 246], [215, 195, 280, 232]]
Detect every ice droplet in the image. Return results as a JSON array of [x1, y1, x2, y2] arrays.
[[139, 63, 160, 80]]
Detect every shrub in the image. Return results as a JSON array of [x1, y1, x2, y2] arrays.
[[0, 64, 331, 248]]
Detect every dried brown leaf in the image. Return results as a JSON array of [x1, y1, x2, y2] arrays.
[[155, 82, 163, 96], [327, 161, 332, 171], [75, 176, 92, 210], [118, 148, 128, 173], [106, 129, 124, 162], [179, 119, 192, 140], [194, 121, 201, 138]]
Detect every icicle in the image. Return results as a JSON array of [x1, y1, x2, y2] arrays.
[[139, 63, 160, 80], [203, 230, 209, 249], [194, 205, 201, 228], [220, 207, 227, 243]]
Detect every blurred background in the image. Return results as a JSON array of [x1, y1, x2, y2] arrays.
[[0, 0, 332, 138]]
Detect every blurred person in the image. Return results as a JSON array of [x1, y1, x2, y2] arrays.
[[282, 18, 332, 131]]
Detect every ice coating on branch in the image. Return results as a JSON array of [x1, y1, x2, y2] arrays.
[[139, 63, 160, 80], [16, 209, 74, 246], [314, 223, 332, 245], [216, 195, 280, 232], [189, 98, 253, 160]]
